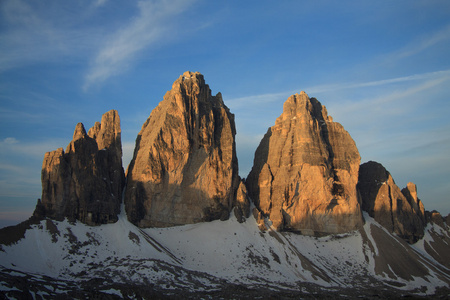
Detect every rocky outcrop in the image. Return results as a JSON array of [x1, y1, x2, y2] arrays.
[[246, 92, 363, 235], [34, 110, 125, 225], [233, 180, 251, 223], [426, 210, 446, 228], [88, 110, 125, 204], [401, 182, 426, 224], [423, 211, 450, 268], [125, 71, 239, 228], [252, 208, 267, 231], [358, 161, 425, 243]]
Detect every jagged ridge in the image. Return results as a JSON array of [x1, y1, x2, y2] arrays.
[[0, 71, 449, 298]]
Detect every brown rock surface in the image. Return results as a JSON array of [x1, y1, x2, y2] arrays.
[[88, 110, 125, 203], [358, 161, 425, 243], [125, 71, 239, 227], [401, 182, 426, 224], [423, 211, 450, 268], [427, 210, 446, 228], [246, 92, 363, 234], [35, 110, 125, 225], [252, 207, 267, 232], [233, 180, 251, 223]]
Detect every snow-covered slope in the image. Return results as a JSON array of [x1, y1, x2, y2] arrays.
[[1, 207, 449, 299]]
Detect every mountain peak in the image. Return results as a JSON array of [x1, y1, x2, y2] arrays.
[[35, 111, 124, 225], [247, 93, 362, 234], [125, 72, 241, 228], [72, 123, 87, 141], [170, 71, 207, 92]]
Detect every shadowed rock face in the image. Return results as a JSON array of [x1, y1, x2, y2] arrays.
[[125, 71, 240, 228], [246, 92, 363, 234], [358, 161, 425, 243], [34, 110, 125, 225], [233, 180, 251, 223], [402, 182, 426, 224]]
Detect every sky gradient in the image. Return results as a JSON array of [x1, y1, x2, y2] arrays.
[[1, 0, 449, 227]]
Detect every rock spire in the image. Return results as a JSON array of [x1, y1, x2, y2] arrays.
[[124, 71, 241, 227], [246, 92, 363, 234], [34, 110, 125, 225]]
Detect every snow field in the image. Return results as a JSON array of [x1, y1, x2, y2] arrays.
[[0, 207, 449, 295]]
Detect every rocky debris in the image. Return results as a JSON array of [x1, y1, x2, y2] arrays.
[[34, 110, 125, 225], [125, 71, 239, 227], [358, 161, 425, 243], [246, 92, 363, 234], [252, 208, 267, 231], [233, 180, 251, 223]]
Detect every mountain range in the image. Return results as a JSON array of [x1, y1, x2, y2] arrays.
[[0, 72, 449, 299]]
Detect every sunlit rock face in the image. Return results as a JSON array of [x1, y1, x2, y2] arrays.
[[35, 110, 125, 225], [246, 92, 363, 235], [125, 71, 240, 228], [358, 161, 425, 243]]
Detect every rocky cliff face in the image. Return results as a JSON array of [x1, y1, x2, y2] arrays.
[[402, 182, 426, 224], [358, 161, 425, 243], [34, 110, 125, 225], [233, 180, 251, 223], [246, 92, 363, 234], [125, 71, 240, 227]]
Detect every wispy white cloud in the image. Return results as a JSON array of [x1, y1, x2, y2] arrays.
[[393, 24, 450, 60], [326, 73, 450, 119], [0, 137, 67, 159], [83, 0, 195, 90], [308, 69, 450, 95], [0, 0, 104, 72], [94, 0, 109, 8], [226, 69, 450, 110], [324, 74, 450, 152], [0, 0, 52, 71], [227, 69, 450, 179], [3, 137, 18, 145]]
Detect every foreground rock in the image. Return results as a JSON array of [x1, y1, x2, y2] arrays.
[[358, 161, 426, 243], [125, 71, 240, 227], [246, 92, 363, 234], [34, 110, 125, 225], [233, 180, 251, 223]]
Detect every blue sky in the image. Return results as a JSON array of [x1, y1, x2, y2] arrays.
[[1, 0, 449, 227]]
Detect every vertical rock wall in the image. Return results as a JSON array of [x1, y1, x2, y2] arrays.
[[35, 110, 125, 225], [125, 72, 241, 227], [358, 161, 426, 243], [247, 92, 363, 234]]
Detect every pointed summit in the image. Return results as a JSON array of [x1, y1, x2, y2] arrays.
[[247, 92, 363, 234], [72, 123, 87, 141], [125, 72, 240, 227]]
